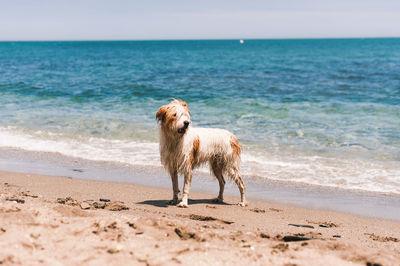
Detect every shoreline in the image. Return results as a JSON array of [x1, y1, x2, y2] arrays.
[[1, 170, 400, 265], [1, 147, 400, 222]]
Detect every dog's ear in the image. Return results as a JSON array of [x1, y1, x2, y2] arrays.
[[179, 101, 190, 113], [156, 106, 167, 122], [180, 101, 187, 108]]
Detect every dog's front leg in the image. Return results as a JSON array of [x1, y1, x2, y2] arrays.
[[169, 169, 179, 205], [177, 171, 192, 208]]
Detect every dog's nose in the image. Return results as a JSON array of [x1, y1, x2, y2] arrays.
[[183, 121, 190, 127]]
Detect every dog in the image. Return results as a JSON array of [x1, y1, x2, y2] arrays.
[[156, 99, 246, 208]]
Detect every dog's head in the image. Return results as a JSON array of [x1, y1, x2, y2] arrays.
[[156, 99, 191, 135]]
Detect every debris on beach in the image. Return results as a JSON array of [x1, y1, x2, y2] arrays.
[[249, 207, 266, 213], [0, 205, 21, 213], [319, 223, 337, 228], [306, 220, 338, 228], [127, 222, 136, 229], [271, 243, 289, 253], [282, 235, 311, 242], [56, 197, 129, 211], [80, 202, 91, 209], [186, 214, 234, 224], [57, 197, 79, 206], [269, 208, 283, 212], [21, 191, 39, 198], [288, 223, 314, 229], [189, 214, 217, 221], [365, 233, 399, 242], [104, 201, 129, 211], [259, 233, 270, 239], [174, 227, 197, 240], [5, 198, 25, 204], [100, 198, 111, 202], [92, 201, 107, 209]]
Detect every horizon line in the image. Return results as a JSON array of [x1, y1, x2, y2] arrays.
[[1, 36, 400, 42]]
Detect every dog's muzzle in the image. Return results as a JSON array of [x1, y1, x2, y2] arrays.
[[178, 121, 190, 134]]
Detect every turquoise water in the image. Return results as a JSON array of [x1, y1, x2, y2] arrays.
[[1, 39, 399, 193]]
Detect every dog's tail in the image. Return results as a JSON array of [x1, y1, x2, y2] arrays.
[[230, 135, 241, 164], [231, 135, 242, 159]]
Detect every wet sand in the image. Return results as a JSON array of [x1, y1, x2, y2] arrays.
[[1, 170, 400, 265]]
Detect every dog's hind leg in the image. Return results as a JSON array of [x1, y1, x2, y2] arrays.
[[168, 169, 179, 205], [215, 175, 225, 203], [211, 160, 225, 203], [177, 171, 192, 208], [228, 169, 247, 207]]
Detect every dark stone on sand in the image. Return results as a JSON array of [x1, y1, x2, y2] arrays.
[[93, 202, 106, 209], [174, 228, 196, 240], [72, 169, 83, 172], [127, 222, 136, 229], [57, 198, 66, 204], [288, 223, 314, 229], [107, 248, 120, 254], [319, 222, 338, 228], [282, 235, 311, 242], [5, 198, 25, 204], [333, 235, 341, 238], [99, 198, 111, 202], [259, 233, 270, 239], [174, 228, 184, 239], [366, 262, 382, 266]]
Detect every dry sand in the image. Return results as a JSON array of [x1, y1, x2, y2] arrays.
[[1, 170, 400, 265]]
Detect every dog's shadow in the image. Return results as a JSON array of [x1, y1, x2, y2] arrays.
[[137, 198, 232, 208]]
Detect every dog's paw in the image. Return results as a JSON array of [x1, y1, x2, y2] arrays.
[[176, 201, 188, 208], [212, 197, 224, 203], [237, 201, 247, 207]]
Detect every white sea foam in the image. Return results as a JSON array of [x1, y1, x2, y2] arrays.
[[1, 126, 400, 194], [0, 126, 160, 167], [241, 152, 400, 194]]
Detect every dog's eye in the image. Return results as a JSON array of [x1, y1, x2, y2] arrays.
[[173, 113, 177, 117]]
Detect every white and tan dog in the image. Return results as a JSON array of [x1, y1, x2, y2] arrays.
[[156, 99, 246, 208]]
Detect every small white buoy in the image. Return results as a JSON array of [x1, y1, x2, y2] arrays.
[[240, 39, 244, 44]]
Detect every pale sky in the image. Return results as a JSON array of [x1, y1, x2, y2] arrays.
[[1, 0, 400, 41]]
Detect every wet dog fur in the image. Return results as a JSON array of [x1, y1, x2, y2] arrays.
[[156, 99, 246, 208]]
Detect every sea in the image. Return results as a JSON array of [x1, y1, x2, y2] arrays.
[[1, 39, 400, 219]]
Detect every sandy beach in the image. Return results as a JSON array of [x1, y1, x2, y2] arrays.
[[1, 170, 399, 265]]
